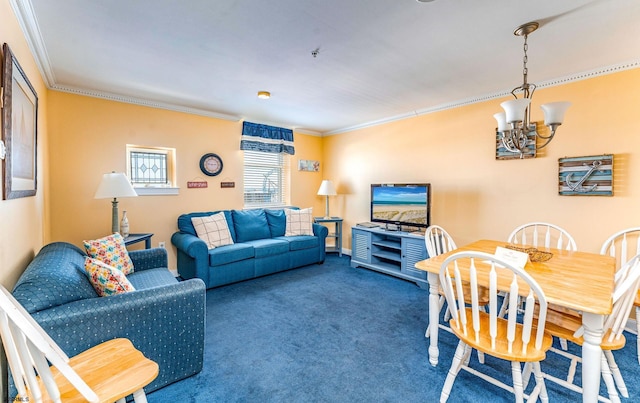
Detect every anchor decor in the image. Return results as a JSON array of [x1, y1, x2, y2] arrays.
[[558, 155, 613, 196]]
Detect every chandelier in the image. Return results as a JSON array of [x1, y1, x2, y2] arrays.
[[494, 22, 571, 158]]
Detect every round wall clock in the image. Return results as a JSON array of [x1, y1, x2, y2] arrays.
[[199, 153, 223, 176]]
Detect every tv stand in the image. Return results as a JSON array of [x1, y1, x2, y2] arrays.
[[350, 226, 428, 288]]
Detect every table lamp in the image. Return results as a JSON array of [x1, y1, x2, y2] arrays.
[[317, 180, 337, 219], [94, 172, 138, 234]]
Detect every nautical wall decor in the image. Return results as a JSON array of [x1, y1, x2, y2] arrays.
[[558, 154, 613, 196], [495, 122, 539, 160]]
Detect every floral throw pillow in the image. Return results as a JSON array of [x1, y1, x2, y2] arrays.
[[83, 233, 134, 275], [84, 257, 135, 297], [191, 212, 234, 249], [284, 208, 314, 236]]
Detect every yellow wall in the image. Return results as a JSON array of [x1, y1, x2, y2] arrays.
[[47, 91, 326, 270], [323, 68, 640, 254], [0, 1, 49, 288]]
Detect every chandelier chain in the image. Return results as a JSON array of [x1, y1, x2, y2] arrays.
[[522, 34, 529, 86]]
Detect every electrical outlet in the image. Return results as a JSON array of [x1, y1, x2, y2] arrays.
[[159, 241, 166, 249]]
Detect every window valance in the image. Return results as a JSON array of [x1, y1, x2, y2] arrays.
[[240, 121, 295, 155]]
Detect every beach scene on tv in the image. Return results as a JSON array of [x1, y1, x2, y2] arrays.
[[371, 185, 428, 226]]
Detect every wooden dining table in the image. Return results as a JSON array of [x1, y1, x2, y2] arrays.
[[414, 239, 616, 403]]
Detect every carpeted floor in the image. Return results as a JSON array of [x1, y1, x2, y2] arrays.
[[147, 254, 639, 402]]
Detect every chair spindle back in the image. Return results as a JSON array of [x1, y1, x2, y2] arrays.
[[508, 222, 577, 251]]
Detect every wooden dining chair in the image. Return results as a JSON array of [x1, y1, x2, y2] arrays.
[[600, 226, 640, 365], [424, 226, 490, 354], [500, 222, 578, 333], [525, 253, 640, 403], [438, 251, 553, 402], [0, 285, 159, 403]]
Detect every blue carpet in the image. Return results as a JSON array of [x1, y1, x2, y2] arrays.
[[147, 255, 639, 402]]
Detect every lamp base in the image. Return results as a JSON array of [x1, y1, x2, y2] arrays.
[[111, 198, 120, 234]]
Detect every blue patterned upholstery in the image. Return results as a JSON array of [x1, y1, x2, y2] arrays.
[[172, 208, 328, 288], [9, 242, 206, 398]]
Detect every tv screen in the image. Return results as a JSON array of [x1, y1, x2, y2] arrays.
[[370, 183, 431, 229]]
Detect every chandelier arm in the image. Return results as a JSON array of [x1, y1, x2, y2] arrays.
[[536, 136, 555, 150]]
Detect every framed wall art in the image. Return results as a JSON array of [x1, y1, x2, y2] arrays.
[[558, 154, 613, 196], [495, 124, 537, 160], [298, 159, 320, 172], [2, 43, 38, 199]]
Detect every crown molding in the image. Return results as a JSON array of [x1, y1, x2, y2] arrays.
[[324, 60, 640, 136]]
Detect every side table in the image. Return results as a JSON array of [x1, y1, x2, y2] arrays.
[[314, 217, 343, 257], [124, 233, 153, 249]]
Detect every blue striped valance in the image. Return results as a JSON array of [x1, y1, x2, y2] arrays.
[[240, 121, 295, 155]]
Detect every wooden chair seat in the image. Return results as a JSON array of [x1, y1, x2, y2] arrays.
[[542, 308, 626, 351], [27, 338, 159, 403], [450, 309, 552, 362]]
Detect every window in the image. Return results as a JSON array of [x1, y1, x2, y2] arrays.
[[243, 150, 290, 208], [126, 145, 178, 195]]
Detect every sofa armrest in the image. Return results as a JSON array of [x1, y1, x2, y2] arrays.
[[129, 247, 168, 271], [30, 278, 206, 393], [313, 223, 329, 238], [171, 232, 210, 284]]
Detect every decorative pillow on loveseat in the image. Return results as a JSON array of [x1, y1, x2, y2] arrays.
[[84, 257, 136, 296], [191, 212, 234, 249], [285, 208, 314, 236], [232, 209, 271, 242], [83, 233, 134, 275]]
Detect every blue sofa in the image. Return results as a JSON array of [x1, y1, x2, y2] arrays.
[[10, 242, 206, 397], [171, 208, 328, 289]]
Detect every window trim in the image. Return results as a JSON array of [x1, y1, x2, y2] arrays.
[[126, 144, 179, 196]]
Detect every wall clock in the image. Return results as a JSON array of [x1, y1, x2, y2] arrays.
[[199, 153, 223, 176]]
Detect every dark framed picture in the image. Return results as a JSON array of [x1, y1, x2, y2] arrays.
[[2, 43, 38, 199]]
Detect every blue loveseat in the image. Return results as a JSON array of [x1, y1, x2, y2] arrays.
[[171, 208, 328, 289], [10, 242, 206, 397]]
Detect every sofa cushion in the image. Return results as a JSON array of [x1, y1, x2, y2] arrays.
[[128, 268, 179, 289], [191, 212, 234, 249], [83, 233, 134, 275], [232, 209, 271, 242], [178, 211, 236, 241], [84, 257, 136, 297], [277, 235, 320, 251], [285, 208, 314, 236], [209, 243, 255, 267], [12, 242, 98, 313], [246, 238, 289, 258], [265, 209, 286, 237]]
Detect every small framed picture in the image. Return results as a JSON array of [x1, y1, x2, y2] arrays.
[[298, 159, 320, 172]]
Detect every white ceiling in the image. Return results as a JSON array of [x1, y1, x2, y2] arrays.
[[12, 0, 640, 135]]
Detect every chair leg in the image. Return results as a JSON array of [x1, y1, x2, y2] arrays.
[[498, 294, 509, 318], [133, 388, 149, 403], [604, 350, 628, 398], [600, 353, 621, 403], [440, 341, 467, 403], [559, 338, 568, 351], [510, 361, 525, 403], [530, 361, 549, 403]]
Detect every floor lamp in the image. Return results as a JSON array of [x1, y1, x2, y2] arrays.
[[94, 172, 138, 234], [317, 180, 337, 219]]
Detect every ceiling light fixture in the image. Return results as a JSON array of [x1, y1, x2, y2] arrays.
[[257, 91, 271, 99], [494, 21, 571, 158]]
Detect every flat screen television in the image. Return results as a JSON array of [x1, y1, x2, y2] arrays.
[[370, 183, 431, 229]]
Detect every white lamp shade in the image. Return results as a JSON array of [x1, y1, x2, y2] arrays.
[[317, 180, 337, 196], [94, 172, 138, 199], [541, 101, 571, 125], [493, 112, 510, 132], [500, 98, 531, 124]]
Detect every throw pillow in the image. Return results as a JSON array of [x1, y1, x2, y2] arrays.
[[285, 208, 314, 236], [191, 212, 234, 249], [83, 233, 134, 275], [84, 257, 135, 297]]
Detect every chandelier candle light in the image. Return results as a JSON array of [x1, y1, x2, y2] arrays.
[[494, 21, 571, 158], [94, 172, 138, 234], [317, 180, 337, 219]]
